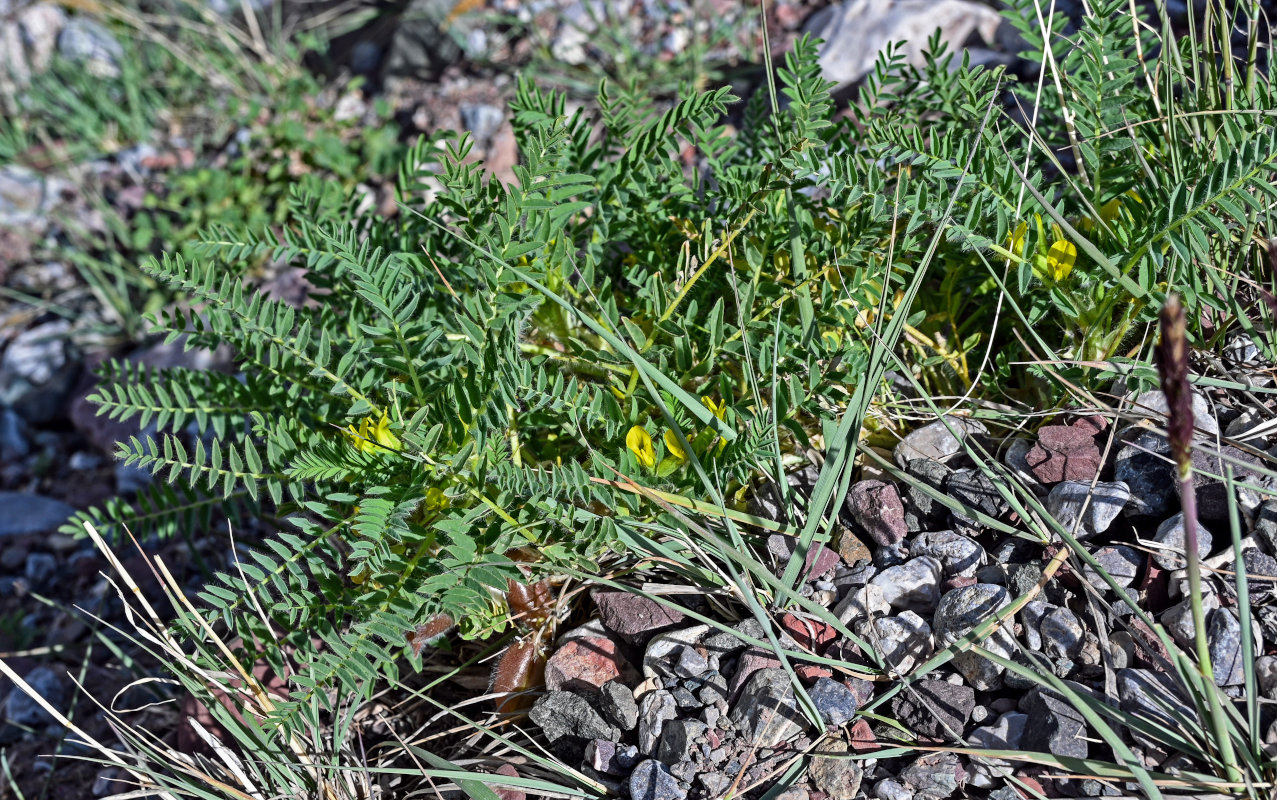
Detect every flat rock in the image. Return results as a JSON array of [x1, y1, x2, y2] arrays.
[[528, 691, 618, 757], [545, 633, 636, 693], [1019, 686, 1087, 759], [864, 610, 932, 674], [893, 418, 986, 467], [1146, 512, 1213, 570], [0, 493, 75, 536], [1081, 545, 1143, 589], [1044, 480, 1129, 540], [629, 759, 686, 800], [593, 590, 687, 647], [767, 533, 842, 578], [844, 480, 907, 546], [870, 556, 943, 612], [1025, 425, 1103, 484], [729, 667, 808, 747], [808, 740, 863, 799], [4, 665, 63, 727], [911, 530, 984, 577], [889, 677, 974, 741], [933, 584, 1016, 690], [899, 751, 965, 799], [944, 468, 1008, 532], [808, 676, 859, 727], [1130, 389, 1219, 437]]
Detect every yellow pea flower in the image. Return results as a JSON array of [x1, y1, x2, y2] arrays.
[[1046, 236, 1077, 281], [627, 426, 656, 470], [345, 411, 401, 454], [702, 396, 727, 421], [664, 430, 687, 462], [1008, 220, 1028, 257]]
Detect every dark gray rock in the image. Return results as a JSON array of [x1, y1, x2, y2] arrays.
[[459, 103, 505, 148], [629, 759, 687, 800], [1187, 444, 1268, 521], [888, 677, 974, 741], [4, 665, 63, 727], [1207, 608, 1246, 687], [911, 530, 984, 577], [945, 468, 1008, 531], [933, 583, 1015, 690], [585, 739, 638, 776], [898, 751, 964, 799], [383, 0, 462, 78], [0, 408, 29, 460], [637, 689, 677, 755], [1130, 390, 1219, 436], [1114, 430, 1177, 518], [598, 680, 638, 730], [1244, 549, 1277, 602], [529, 691, 618, 760], [1255, 500, 1277, 557], [0, 320, 78, 424], [1045, 480, 1130, 540], [1117, 668, 1192, 749], [656, 718, 706, 763], [1040, 606, 1085, 659], [1148, 513, 1213, 570], [1081, 545, 1143, 590], [894, 418, 986, 467], [809, 677, 859, 727], [729, 667, 808, 747], [901, 458, 953, 532], [23, 552, 56, 588], [0, 493, 75, 536], [1019, 686, 1087, 759]]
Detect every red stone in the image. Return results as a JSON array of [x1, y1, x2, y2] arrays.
[[780, 612, 838, 652], [544, 637, 635, 693], [844, 480, 908, 546], [592, 590, 687, 646], [1025, 425, 1103, 483], [796, 664, 834, 683], [943, 575, 977, 591], [847, 718, 878, 752], [1072, 415, 1109, 434], [494, 764, 524, 800], [727, 647, 782, 702]]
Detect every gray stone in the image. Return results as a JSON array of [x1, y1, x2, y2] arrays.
[[383, 0, 462, 78], [598, 680, 638, 730], [1004, 437, 1039, 487], [1081, 545, 1143, 589], [17, 4, 66, 73], [911, 530, 984, 577], [0, 320, 78, 423], [869, 556, 942, 612], [1225, 408, 1271, 448], [637, 689, 677, 755], [1045, 480, 1130, 540], [806, 0, 1000, 92], [808, 677, 859, 727], [528, 691, 618, 755], [1131, 390, 1220, 437], [1256, 655, 1277, 699], [808, 740, 862, 799], [729, 667, 808, 747], [899, 751, 964, 799], [1207, 608, 1246, 687], [0, 493, 75, 536], [1019, 686, 1087, 759], [1161, 595, 1218, 649], [1040, 606, 1085, 659], [844, 480, 908, 546], [1117, 668, 1192, 749], [1256, 500, 1277, 557], [57, 17, 122, 77], [893, 418, 986, 467], [4, 665, 63, 727], [0, 166, 56, 227], [656, 718, 706, 763], [864, 610, 931, 674], [629, 759, 687, 800], [873, 779, 913, 800], [932, 584, 1015, 690], [1224, 334, 1262, 366], [644, 625, 710, 680], [945, 468, 1008, 531], [889, 677, 974, 741], [901, 458, 953, 532], [0, 408, 29, 460], [1147, 512, 1213, 570], [24, 552, 56, 588], [115, 462, 152, 495], [968, 710, 1027, 750], [459, 103, 505, 148], [1114, 430, 1177, 518]]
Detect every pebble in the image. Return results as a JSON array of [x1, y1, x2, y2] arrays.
[[57, 17, 123, 76], [1147, 512, 1213, 570], [893, 418, 986, 466], [1207, 607, 1246, 686], [808, 740, 863, 799], [1130, 389, 1219, 436], [1019, 686, 1087, 759], [4, 665, 63, 726], [910, 530, 984, 577], [0, 408, 29, 460], [629, 759, 686, 800], [900, 458, 953, 532], [898, 751, 964, 799], [546, 630, 634, 692], [767, 533, 842, 578], [593, 589, 687, 647], [1044, 480, 1130, 540], [1255, 500, 1277, 557], [1256, 655, 1277, 699], [643, 625, 710, 679], [585, 739, 633, 776], [1114, 429, 1177, 518], [808, 676, 859, 727], [598, 680, 638, 730], [873, 779, 913, 800], [528, 691, 617, 755], [1081, 545, 1143, 589], [864, 610, 932, 674], [729, 667, 807, 748], [968, 710, 1027, 750], [655, 718, 706, 763], [458, 103, 505, 147], [869, 556, 942, 612], [945, 467, 1008, 532], [637, 689, 677, 755], [1039, 606, 1085, 659], [24, 552, 57, 588], [1225, 408, 1270, 447], [1116, 668, 1190, 749], [888, 677, 974, 741], [844, 480, 908, 546], [932, 583, 1015, 690], [0, 492, 76, 536], [1025, 424, 1103, 484], [0, 320, 78, 423]]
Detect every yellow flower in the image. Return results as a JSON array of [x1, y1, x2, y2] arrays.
[[424, 487, 449, 512], [345, 411, 401, 454], [701, 396, 727, 421], [1046, 236, 1077, 281], [1099, 197, 1123, 224], [626, 426, 656, 470], [1008, 220, 1028, 257], [664, 430, 687, 462]]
